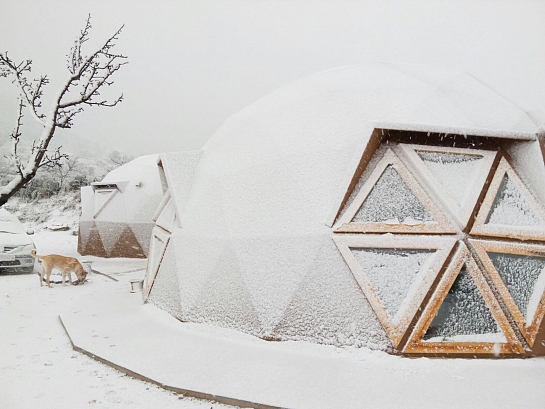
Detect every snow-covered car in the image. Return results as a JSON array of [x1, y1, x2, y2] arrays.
[[0, 209, 36, 274]]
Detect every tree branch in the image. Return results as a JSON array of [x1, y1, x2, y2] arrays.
[[10, 98, 26, 175], [0, 15, 127, 207], [0, 52, 47, 126]]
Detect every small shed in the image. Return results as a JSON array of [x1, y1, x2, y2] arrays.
[[78, 154, 163, 258]]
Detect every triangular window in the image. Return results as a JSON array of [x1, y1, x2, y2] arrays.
[[471, 157, 545, 240], [335, 148, 455, 234], [404, 243, 523, 355], [423, 267, 504, 343], [333, 234, 455, 348], [353, 166, 435, 224], [156, 197, 177, 233], [399, 144, 496, 227], [331, 129, 545, 357], [416, 152, 482, 207], [487, 175, 544, 226], [472, 239, 545, 347], [489, 252, 544, 320]]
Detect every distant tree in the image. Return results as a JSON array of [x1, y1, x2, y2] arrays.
[[0, 156, 11, 180], [46, 156, 81, 194], [69, 173, 91, 191], [0, 15, 127, 207], [108, 150, 133, 169]]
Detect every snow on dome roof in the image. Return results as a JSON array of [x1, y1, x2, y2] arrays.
[[204, 63, 536, 153], [95, 154, 163, 224], [102, 154, 160, 185]]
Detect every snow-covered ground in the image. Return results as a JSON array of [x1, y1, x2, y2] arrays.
[[0, 220, 237, 409], [2, 207, 545, 409]]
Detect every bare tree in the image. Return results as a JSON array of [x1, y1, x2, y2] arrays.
[[0, 157, 12, 180], [0, 15, 127, 207], [50, 156, 81, 194], [106, 150, 133, 172]]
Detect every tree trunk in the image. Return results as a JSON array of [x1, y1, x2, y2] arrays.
[[0, 173, 34, 207]]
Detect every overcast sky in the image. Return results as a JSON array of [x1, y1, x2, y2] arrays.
[[1, 0, 544, 157]]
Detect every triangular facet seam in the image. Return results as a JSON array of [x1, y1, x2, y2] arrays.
[[96, 222, 127, 255]]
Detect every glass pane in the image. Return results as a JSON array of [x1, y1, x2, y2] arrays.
[[354, 166, 434, 224], [156, 198, 177, 231], [424, 268, 505, 342], [151, 236, 164, 272], [488, 252, 545, 323], [351, 248, 435, 322], [416, 151, 482, 207], [486, 175, 544, 227]]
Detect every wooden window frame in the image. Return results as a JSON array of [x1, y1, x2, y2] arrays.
[[143, 226, 170, 300], [471, 239, 545, 348], [471, 156, 545, 241], [404, 242, 524, 355], [334, 148, 456, 234], [93, 188, 118, 219], [396, 144, 497, 228], [333, 234, 456, 348], [152, 189, 171, 222]]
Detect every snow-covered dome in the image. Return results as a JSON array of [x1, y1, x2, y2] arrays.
[[145, 63, 545, 357], [78, 154, 163, 258]]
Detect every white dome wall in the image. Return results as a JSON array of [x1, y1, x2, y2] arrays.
[[148, 63, 539, 349]]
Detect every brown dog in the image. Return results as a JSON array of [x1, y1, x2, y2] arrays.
[[30, 250, 88, 287]]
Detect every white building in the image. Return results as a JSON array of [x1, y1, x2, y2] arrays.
[[78, 154, 163, 258]]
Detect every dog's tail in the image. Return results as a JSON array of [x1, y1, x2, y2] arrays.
[[29, 249, 43, 259]]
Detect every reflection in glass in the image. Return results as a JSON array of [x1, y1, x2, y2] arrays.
[[489, 252, 545, 323], [424, 267, 504, 342], [351, 248, 435, 322], [354, 166, 434, 224]]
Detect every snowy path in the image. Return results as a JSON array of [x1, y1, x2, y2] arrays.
[[3, 226, 545, 409], [0, 227, 237, 409], [0, 273, 238, 409]]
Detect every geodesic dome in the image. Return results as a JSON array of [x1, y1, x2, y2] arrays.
[[78, 154, 163, 258], [143, 63, 545, 357]]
